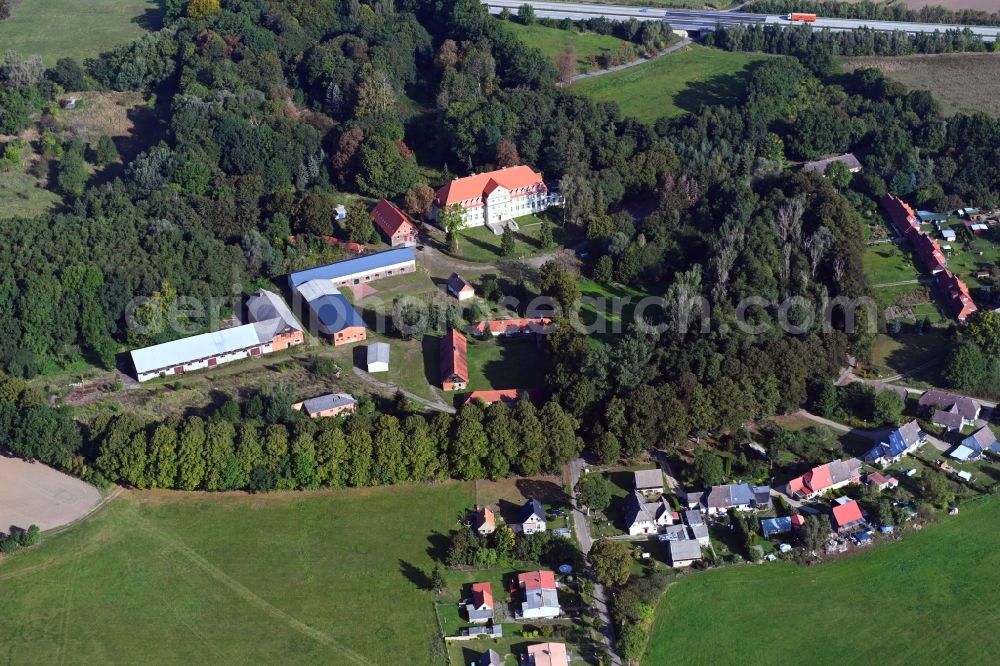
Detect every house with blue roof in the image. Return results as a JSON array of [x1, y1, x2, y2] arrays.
[[863, 420, 925, 468]]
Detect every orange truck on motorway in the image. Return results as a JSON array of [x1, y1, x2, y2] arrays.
[[786, 13, 818, 22]]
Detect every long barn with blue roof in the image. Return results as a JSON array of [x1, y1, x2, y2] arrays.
[[288, 248, 416, 289]]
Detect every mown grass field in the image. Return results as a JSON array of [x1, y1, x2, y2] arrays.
[[570, 45, 771, 124], [647, 493, 1000, 664], [864, 243, 922, 286], [0, 484, 472, 665], [466, 337, 546, 392], [450, 215, 581, 263], [503, 21, 631, 72], [0, 0, 162, 65], [842, 53, 1000, 117]]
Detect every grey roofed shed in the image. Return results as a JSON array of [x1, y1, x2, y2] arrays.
[[246, 289, 301, 331], [480, 649, 503, 666], [367, 342, 390, 369], [633, 468, 664, 490], [668, 539, 702, 563], [301, 393, 356, 415]]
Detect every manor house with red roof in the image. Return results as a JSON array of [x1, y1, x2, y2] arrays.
[[433, 166, 562, 229]]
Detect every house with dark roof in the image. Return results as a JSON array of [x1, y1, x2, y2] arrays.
[[786, 458, 862, 499], [291, 393, 357, 418], [466, 582, 494, 623], [623, 491, 674, 536], [863, 420, 925, 468], [440, 329, 468, 391], [919, 390, 980, 430], [517, 499, 546, 535], [700, 483, 772, 515], [370, 198, 417, 247], [518, 571, 560, 619], [446, 272, 475, 301], [831, 499, 865, 531]]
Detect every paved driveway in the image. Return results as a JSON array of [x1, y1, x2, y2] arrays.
[[0, 456, 101, 532]]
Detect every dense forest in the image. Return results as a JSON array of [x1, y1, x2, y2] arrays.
[[1, 0, 998, 487]]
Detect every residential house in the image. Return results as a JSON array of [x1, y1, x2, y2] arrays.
[[471, 505, 496, 537], [291, 393, 357, 418], [936, 270, 978, 321], [370, 198, 417, 247], [288, 248, 416, 290], [667, 539, 703, 568], [684, 510, 703, 527], [464, 388, 540, 406], [517, 499, 546, 535], [863, 420, 925, 467], [366, 342, 390, 373], [866, 381, 909, 403], [479, 649, 503, 666], [951, 426, 1000, 462], [440, 329, 468, 391], [866, 472, 899, 491], [525, 642, 569, 666], [701, 483, 772, 515], [831, 499, 865, 531], [130, 289, 304, 382], [469, 318, 554, 337], [466, 582, 494, 624], [623, 491, 674, 536], [446, 272, 475, 301], [801, 152, 862, 175], [881, 193, 920, 237], [786, 458, 863, 500], [919, 390, 980, 429], [294, 280, 367, 345], [518, 571, 560, 619], [633, 468, 665, 497], [432, 166, 562, 229]]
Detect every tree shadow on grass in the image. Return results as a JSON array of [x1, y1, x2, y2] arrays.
[[673, 60, 769, 115], [422, 335, 442, 387], [515, 478, 568, 507], [427, 531, 451, 562], [131, 4, 166, 31], [399, 559, 434, 591]]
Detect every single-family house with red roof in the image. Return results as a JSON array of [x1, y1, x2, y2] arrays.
[[832, 499, 865, 530], [525, 642, 569, 666], [866, 472, 899, 491], [370, 199, 417, 247], [466, 582, 494, 623], [440, 329, 468, 391], [786, 458, 862, 499], [518, 570, 560, 619], [471, 505, 496, 536]]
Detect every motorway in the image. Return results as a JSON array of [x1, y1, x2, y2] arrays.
[[483, 1, 1000, 41]]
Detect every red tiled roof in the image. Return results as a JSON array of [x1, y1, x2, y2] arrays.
[[526, 642, 569, 666], [440, 329, 468, 384], [464, 388, 540, 405], [371, 198, 415, 239], [519, 570, 557, 591], [936, 270, 977, 321], [832, 499, 864, 528], [790, 514, 806, 527], [472, 582, 494, 609], [436, 166, 546, 207], [911, 232, 947, 273], [881, 194, 919, 237], [470, 318, 554, 336], [805, 464, 834, 494]]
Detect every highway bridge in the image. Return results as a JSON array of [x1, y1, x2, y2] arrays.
[[483, 1, 1000, 42]]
